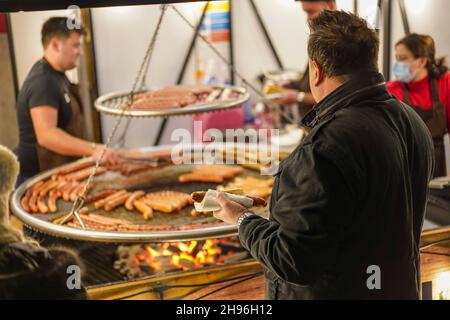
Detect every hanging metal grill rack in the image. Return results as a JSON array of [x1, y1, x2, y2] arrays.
[[94, 85, 250, 118]]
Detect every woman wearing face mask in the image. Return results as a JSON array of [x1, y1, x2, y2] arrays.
[[387, 33, 450, 177]]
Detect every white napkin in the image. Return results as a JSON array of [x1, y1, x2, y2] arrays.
[[194, 189, 254, 212]]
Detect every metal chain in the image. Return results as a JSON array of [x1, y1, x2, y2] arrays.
[[113, 117, 132, 149], [113, 4, 168, 150], [59, 4, 168, 227], [169, 4, 296, 124], [131, 4, 168, 95]]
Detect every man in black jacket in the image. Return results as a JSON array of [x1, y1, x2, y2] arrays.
[[213, 11, 434, 299]]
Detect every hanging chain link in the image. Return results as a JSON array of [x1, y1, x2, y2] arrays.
[[132, 4, 168, 94], [114, 4, 168, 150], [169, 4, 296, 124], [59, 4, 168, 227], [113, 117, 132, 149]]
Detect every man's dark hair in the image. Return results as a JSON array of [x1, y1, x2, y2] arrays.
[[307, 10, 379, 78], [41, 17, 85, 48]]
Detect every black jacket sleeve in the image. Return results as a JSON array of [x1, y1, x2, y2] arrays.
[[239, 143, 358, 285]]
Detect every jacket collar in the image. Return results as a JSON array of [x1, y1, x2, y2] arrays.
[[302, 72, 388, 128]]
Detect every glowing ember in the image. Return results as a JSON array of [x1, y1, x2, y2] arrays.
[[137, 240, 224, 273], [115, 238, 249, 279]]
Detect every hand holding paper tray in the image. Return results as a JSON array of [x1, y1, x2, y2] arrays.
[[192, 190, 267, 212]]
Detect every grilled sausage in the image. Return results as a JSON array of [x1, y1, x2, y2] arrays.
[[85, 190, 117, 204], [178, 173, 224, 183], [20, 189, 32, 212], [48, 190, 60, 213], [78, 183, 93, 198], [63, 182, 79, 202], [65, 166, 106, 181], [30, 181, 44, 192], [141, 198, 174, 213], [28, 181, 45, 213], [104, 192, 131, 211], [190, 208, 202, 217], [34, 180, 53, 196], [133, 200, 153, 220], [125, 191, 145, 211], [94, 190, 127, 209], [70, 184, 88, 202], [37, 196, 49, 214], [39, 180, 60, 197], [55, 180, 68, 193], [78, 207, 89, 216], [53, 160, 96, 177]]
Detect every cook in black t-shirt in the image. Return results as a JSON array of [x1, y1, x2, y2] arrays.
[[15, 59, 73, 181], [14, 17, 119, 188]]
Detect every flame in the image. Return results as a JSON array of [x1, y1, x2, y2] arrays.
[[133, 239, 228, 274]]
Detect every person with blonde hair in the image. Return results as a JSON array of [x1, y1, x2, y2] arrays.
[[0, 144, 23, 245], [0, 144, 87, 299]]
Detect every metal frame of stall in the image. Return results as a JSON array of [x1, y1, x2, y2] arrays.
[[3, 0, 415, 147]]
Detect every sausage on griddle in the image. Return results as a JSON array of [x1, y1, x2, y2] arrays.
[[37, 196, 49, 214], [125, 191, 145, 211], [64, 166, 106, 182], [20, 189, 32, 212], [28, 181, 45, 213], [133, 200, 153, 220], [38, 180, 60, 197], [104, 192, 130, 212], [94, 190, 127, 209], [85, 189, 117, 204], [52, 160, 96, 179], [48, 190, 60, 213], [141, 198, 174, 213], [63, 182, 79, 202]]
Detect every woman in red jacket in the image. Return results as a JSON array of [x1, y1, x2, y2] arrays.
[[387, 33, 449, 177]]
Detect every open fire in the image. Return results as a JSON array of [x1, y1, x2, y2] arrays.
[[114, 237, 250, 279]]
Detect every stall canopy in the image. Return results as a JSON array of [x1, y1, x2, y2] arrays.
[[0, 0, 213, 12]]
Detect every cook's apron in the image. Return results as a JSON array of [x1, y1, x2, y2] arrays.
[[402, 79, 447, 177], [36, 60, 86, 172]]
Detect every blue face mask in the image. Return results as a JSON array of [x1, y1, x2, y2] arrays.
[[393, 62, 416, 83]]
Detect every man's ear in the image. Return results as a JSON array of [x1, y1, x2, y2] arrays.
[[312, 60, 325, 87], [49, 38, 61, 52]]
